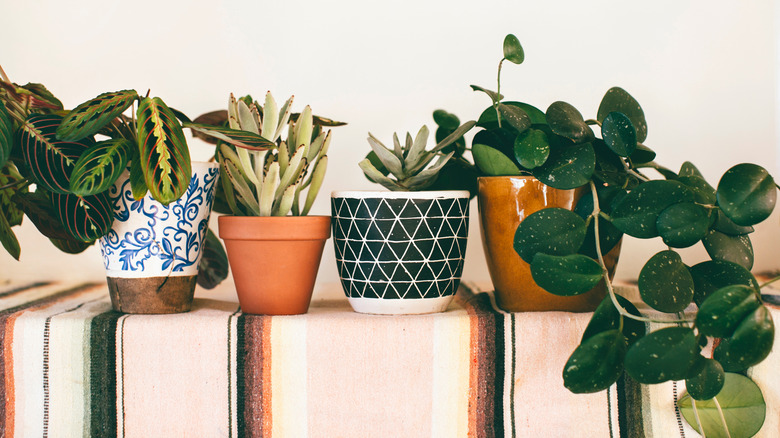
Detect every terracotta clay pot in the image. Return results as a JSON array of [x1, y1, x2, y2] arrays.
[[218, 215, 331, 315], [477, 176, 620, 312]]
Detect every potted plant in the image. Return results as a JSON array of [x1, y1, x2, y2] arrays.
[[187, 92, 342, 315], [331, 119, 474, 315], [462, 35, 779, 437], [0, 66, 222, 313]]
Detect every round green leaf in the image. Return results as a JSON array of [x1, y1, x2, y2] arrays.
[[679, 373, 766, 438], [689, 260, 758, 306], [656, 202, 710, 248], [629, 143, 656, 164], [601, 112, 637, 157], [716, 163, 776, 226], [714, 305, 774, 372], [497, 104, 531, 133], [530, 253, 603, 296], [472, 143, 521, 176], [702, 229, 754, 270], [546, 101, 595, 143], [624, 326, 699, 384], [563, 329, 626, 394], [581, 294, 646, 346], [713, 209, 753, 236], [685, 358, 725, 401], [513, 207, 587, 263], [611, 180, 695, 238], [597, 87, 647, 143], [677, 175, 717, 205], [476, 101, 546, 129], [69, 138, 131, 196], [502, 34, 524, 64], [696, 285, 760, 338], [574, 188, 624, 259], [433, 109, 460, 130], [638, 250, 694, 313], [531, 142, 595, 190], [513, 128, 549, 169]]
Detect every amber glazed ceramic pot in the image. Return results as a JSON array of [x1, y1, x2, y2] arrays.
[[477, 176, 619, 312], [218, 215, 331, 315]]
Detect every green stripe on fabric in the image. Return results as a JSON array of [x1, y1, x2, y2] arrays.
[[89, 310, 122, 438], [0, 283, 97, 432], [617, 373, 646, 438]]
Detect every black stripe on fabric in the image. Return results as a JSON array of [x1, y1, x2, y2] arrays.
[[235, 313, 247, 438], [0, 282, 50, 298], [673, 381, 686, 437], [90, 310, 122, 438], [227, 307, 240, 438], [119, 316, 127, 438], [617, 369, 646, 437], [607, 386, 614, 438], [493, 311, 505, 438], [509, 314, 516, 438], [42, 299, 94, 438]]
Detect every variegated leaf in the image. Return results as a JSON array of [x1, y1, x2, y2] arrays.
[[129, 153, 148, 200], [18, 114, 93, 194], [53, 191, 113, 242], [69, 138, 131, 196], [56, 90, 138, 141], [12, 189, 72, 241], [0, 100, 14, 168], [185, 123, 276, 151], [137, 97, 192, 205], [48, 236, 92, 254], [0, 162, 26, 226]]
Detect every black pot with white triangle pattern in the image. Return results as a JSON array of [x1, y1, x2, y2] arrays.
[[331, 190, 470, 314]]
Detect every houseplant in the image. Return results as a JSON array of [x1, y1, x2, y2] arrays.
[[187, 92, 341, 315], [468, 35, 779, 437], [331, 119, 474, 314], [0, 66, 222, 313]]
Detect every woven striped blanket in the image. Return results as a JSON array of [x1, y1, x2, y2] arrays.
[[0, 281, 777, 437]]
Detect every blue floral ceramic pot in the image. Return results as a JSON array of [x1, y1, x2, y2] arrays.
[[331, 190, 470, 315], [99, 161, 219, 313]]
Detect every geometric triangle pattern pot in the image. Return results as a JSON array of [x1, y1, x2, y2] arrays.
[[331, 190, 469, 314]]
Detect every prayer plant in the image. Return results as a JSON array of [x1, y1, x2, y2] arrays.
[[0, 66, 192, 260], [440, 35, 780, 437]]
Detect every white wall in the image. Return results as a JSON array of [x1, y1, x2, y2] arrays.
[[1, 0, 778, 293]]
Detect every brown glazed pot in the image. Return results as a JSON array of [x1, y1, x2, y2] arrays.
[[477, 176, 620, 312], [218, 215, 331, 315]]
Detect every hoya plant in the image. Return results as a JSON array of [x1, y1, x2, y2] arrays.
[[443, 35, 779, 437], [0, 66, 192, 262]]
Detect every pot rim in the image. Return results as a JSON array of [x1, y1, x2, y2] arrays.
[[218, 214, 331, 240], [331, 190, 470, 199]]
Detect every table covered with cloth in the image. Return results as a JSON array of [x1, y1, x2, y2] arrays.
[[0, 280, 778, 438]]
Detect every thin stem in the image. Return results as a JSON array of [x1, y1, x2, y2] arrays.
[[495, 58, 505, 128], [585, 118, 602, 127], [759, 274, 780, 289], [589, 181, 696, 324], [712, 396, 732, 438], [0, 178, 30, 191], [621, 159, 650, 182], [691, 399, 707, 438]]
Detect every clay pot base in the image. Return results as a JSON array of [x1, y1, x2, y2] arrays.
[[348, 296, 455, 315], [107, 276, 197, 314]]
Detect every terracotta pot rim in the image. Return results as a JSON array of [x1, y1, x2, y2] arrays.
[[331, 190, 470, 199], [218, 215, 331, 241]]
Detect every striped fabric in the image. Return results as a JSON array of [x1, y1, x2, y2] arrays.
[[0, 281, 777, 437]]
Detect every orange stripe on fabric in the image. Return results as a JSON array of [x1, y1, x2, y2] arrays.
[[455, 292, 481, 437]]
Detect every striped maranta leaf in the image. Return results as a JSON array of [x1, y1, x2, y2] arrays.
[[18, 114, 93, 194], [13, 189, 72, 241], [185, 123, 276, 151], [0, 163, 26, 226], [53, 191, 113, 242], [0, 100, 14, 169], [69, 138, 131, 196], [56, 90, 138, 141], [0, 208, 20, 260], [137, 97, 192, 205]]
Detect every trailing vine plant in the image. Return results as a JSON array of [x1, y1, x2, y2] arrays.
[[452, 35, 779, 437]]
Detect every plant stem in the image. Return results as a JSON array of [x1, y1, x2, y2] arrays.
[[691, 399, 707, 438], [0, 178, 30, 191], [495, 58, 505, 128], [712, 396, 732, 438], [589, 181, 695, 324], [585, 118, 602, 127], [759, 274, 780, 289]]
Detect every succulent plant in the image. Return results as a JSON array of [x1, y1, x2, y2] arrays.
[[189, 92, 335, 216], [359, 120, 475, 191]]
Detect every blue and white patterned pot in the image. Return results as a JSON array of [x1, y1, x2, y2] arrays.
[[331, 190, 470, 315], [99, 162, 219, 313]]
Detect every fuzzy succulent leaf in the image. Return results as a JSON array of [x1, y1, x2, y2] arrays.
[[273, 183, 296, 216], [259, 161, 279, 216], [302, 156, 327, 216], [404, 125, 431, 170], [358, 158, 405, 191], [367, 134, 404, 178], [224, 158, 260, 215], [56, 90, 138, 141]]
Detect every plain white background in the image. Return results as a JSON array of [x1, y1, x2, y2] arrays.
[[1, 0, 779, 296]]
